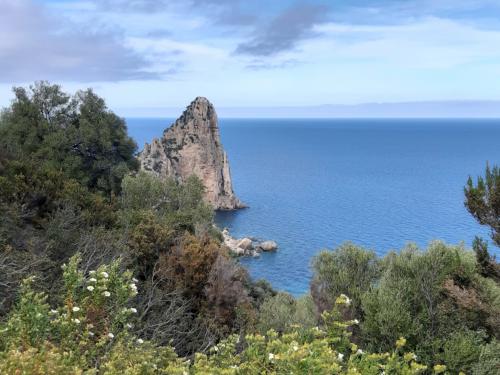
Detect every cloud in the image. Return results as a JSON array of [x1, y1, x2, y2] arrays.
[[246, 59, 300, 70], [235, 3, 328, 56], [145, 29, 173, 39], [313, 17, 500, 69], [0, 0, 160, 83]]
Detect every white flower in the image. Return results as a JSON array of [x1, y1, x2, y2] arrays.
[[36, 312, 42, 318], [126, 323, 133, 329], [213, 346, 219, 352], [292, 344, 298, 351], [268, 353, 274, 360], [101, 271, 109, 278], [108, 333, 114, 339], [337, 353, 344, 361], [339, 293, 351, 305], [353, 319, 359, 324], [72, 318, 80, 324], [356, 349, 363, 355], [129, 307, 137, 314], [132, 278, 138, 283], [136, 338, 144, 344], [87, 323, 94, 329], [103, 291, 111, 297], [87, 285, 94, 292], [88, 331, 94, 337], [89, 270, 96, 275], [50, 309, 58, 315], [72, 306, 80, 312], [130, 283, 137, 290], [88, 278, 97, 283]]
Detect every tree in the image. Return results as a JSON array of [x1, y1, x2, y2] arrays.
[[0, 81, 138, 197], [465, 163, 500, 246]]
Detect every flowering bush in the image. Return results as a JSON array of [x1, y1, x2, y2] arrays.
[[192, 294, 432, 374], [0, 255, 187, 373], [0, 255, 448, 374]]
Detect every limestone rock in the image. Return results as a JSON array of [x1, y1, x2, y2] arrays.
[[257, 241, 278, 252], [138, 97, 245, 210], [237, 238, 253, 251], [221, 228, 277, 257]]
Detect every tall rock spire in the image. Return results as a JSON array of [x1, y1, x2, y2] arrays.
[[138, 97, 245, 210]]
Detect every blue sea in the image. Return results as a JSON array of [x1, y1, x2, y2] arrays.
[[127, 118, 500, 296]]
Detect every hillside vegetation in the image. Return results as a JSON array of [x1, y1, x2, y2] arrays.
[[0, 82, 499, 374]]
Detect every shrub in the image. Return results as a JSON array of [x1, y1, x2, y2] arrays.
[[257, 293, 317, 335], [310, 242, 380, 315]]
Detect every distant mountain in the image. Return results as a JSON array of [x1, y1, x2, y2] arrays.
[[118, 100, 500, 118]]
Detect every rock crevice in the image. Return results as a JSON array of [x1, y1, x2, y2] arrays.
[[138, 97, 245, 210]]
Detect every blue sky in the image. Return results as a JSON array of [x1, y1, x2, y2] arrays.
[[1, 0, 500, 115]]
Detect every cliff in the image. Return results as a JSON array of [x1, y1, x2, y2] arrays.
[[138, 97, 245, 210]]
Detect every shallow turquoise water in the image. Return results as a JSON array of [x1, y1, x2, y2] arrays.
[[127, 118, 500, 295]]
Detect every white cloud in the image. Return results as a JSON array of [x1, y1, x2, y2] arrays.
[[0, 0, 158, 83], [313, 17, 500, 69]]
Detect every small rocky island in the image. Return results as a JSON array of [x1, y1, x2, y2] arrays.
[[139, 97, 245, 210]]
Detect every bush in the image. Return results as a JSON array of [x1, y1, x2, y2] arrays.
[[311, 241, 500, 370], [471, 339, 500, 375], [0, 254, 457, 374], [256, 293, 317, 335], [310, 242, 380, 315]]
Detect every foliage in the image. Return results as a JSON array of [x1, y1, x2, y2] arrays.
[[0, 81, 138, 196], [472, 236, 500, 281], [471, 339, 500, 375], [311, 241, 500, 371], [256, 292, 317, 335], [311, 242, 380, 315], [0, 255, 188, 373], [465, 163, 500, 246], [2, 83, 499, 372], [1, 258, 441, 374]]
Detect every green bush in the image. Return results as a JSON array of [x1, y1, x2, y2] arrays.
[[1, 256, 441, 374], [256, 292, 316, 335], [311, 242, 379, 315], [311, 241, 500, 371]]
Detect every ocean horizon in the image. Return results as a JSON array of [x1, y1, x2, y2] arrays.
[[127, 117, 500, 296]]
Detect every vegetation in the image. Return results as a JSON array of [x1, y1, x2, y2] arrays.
[[0, 82, 499, 373], [1, 258, 437, 374], [465, 163, 500, 247], [311, 242, 500, 374]]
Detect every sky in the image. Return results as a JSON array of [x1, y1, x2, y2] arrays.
[[1, 0, 500, 116]]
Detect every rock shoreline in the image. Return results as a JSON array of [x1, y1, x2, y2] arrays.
[[222, 228, 278, 257]]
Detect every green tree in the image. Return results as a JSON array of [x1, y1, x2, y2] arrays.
[[465, 163, 500, 246], [0, 81, 138, 197]]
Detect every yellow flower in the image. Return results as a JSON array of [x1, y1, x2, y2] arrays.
[[396, 337, 406, 348], [433, 364, 446, 374]]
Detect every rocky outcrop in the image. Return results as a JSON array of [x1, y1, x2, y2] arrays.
[[256, 240, 278, 252], [222, 228, 278, 257], [138, 97, 245, 210]]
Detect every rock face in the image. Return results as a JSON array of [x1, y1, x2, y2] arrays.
[[138, 97, 245, 210]]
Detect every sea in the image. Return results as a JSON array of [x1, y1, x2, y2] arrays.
[[127, 118, 500, 296]]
